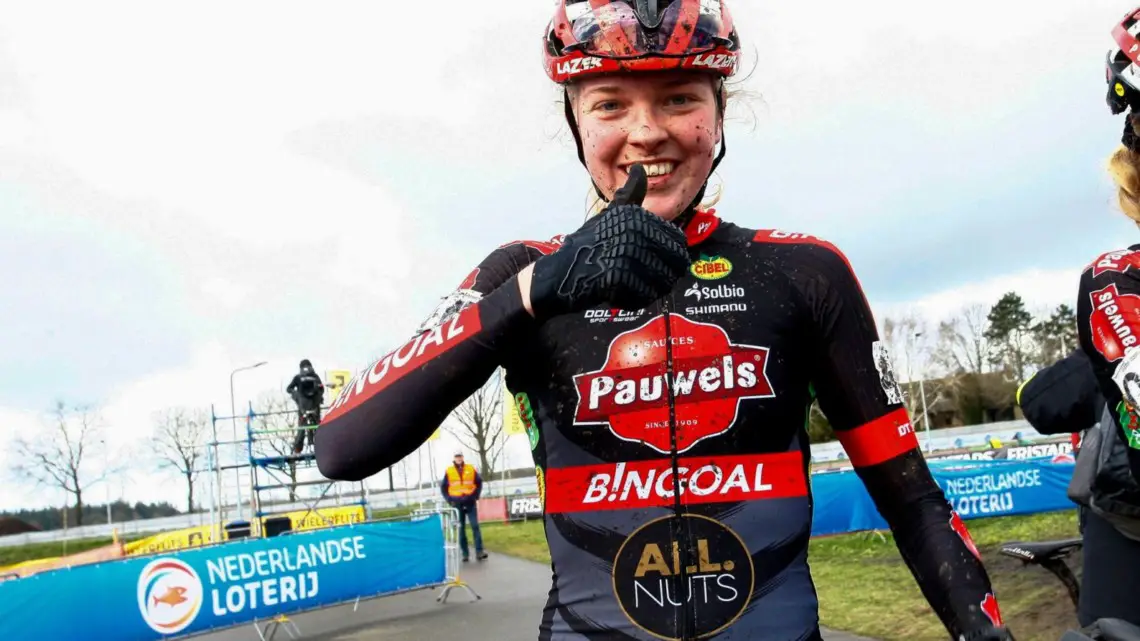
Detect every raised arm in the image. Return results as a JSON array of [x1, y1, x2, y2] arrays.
[[314, 243, 544, 481]]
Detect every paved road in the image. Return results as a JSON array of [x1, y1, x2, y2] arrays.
[[198, 553, 877, 641]]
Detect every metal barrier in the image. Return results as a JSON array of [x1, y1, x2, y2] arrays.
[[414, 506, 481, 605]]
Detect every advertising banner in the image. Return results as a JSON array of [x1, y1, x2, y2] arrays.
[[0, 514, 446, 641], [123, 506, 366, 557], [507, 494, 543, 521], [810, 458, 1076, 537]]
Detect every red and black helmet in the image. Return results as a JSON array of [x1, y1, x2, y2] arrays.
[[1107, 7, 1140, 115], [543, 0, 741, 85]]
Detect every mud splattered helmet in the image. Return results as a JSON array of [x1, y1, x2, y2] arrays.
[[543, 0, 741, 85], [1107, 7, 1140, 115]]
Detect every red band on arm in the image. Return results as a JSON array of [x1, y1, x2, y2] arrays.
[[835, 407, 919, 467], [322, 305, 483, 423]]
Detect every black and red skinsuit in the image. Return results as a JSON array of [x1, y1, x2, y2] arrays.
[[1077, 245, 1140, 483], [315, 210, 1006, 641]]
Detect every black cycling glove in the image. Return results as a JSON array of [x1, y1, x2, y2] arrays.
[[529, 164, 690, 321]]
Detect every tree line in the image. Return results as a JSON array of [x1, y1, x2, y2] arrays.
[[4, 376, 510, 532], [0, 500, 182, 533], [807, 291, 1076, 443]]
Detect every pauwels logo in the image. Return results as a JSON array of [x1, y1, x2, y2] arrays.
[[1089, 283, 1140, 362], [1091, 248, 1140, 277], [690, 254, 733, 280], [572, 314, 774, 453]]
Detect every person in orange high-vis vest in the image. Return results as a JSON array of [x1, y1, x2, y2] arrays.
[[440, 451, 486, 562]]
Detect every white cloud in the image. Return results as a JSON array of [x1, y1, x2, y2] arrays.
[[874, 265, 1084, 324]]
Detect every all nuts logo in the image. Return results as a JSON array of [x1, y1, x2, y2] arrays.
[[690, 254, 733, 280], [572, 314, 774, 453], [613, 514, 754, 640]]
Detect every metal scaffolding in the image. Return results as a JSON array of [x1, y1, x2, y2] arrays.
[[208, 402, 372, 540]]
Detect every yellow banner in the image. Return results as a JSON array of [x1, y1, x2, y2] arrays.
[[284, 505, 366, 531], [504, 388, 525, 435], [0, 556, 63, 575], [325, 369, 352, 404], [123, 524, 218, 556], [123, 506, 367, 557]]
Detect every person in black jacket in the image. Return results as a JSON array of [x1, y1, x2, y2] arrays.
[[287, 359, 324, 454], [1017, 349, 1140, 627]]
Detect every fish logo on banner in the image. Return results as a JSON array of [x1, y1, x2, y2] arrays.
[[137, 558, 204, 635]]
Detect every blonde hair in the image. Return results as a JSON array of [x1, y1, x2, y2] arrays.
[[1108, 121, 1140, 225]]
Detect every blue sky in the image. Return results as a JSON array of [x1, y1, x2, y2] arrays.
[[1, 0, 1138, 510]]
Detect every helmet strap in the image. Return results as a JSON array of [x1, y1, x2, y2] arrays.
[[1125, 114, 1140, 154]]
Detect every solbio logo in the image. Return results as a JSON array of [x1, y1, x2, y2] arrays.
[[690, 254, 732, 280], [613, 514, 754, 640]]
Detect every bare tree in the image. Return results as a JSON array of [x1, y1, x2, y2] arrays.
[[253, 390, 302, 502], [933, 304, 992, 376], [448, 371, 505, 480], [12, 401, 109, 526], [152, 407, 209, 512]]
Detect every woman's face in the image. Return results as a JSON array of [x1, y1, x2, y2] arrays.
[[571, 70, 722, 221]]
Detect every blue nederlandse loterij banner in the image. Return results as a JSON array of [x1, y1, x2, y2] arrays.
[[810, 457, 1077, 537], [0, 513, 446, 641]]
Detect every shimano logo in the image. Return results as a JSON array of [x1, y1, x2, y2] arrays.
[[684, 283, 744, 302]]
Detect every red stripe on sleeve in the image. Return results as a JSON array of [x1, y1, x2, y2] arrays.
[[835, 407, 919, 467], [322, 305, 483, 422]]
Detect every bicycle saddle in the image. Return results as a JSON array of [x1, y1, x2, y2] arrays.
[[998, 538, 1082, 563], [1099, 619, 1140, 641]]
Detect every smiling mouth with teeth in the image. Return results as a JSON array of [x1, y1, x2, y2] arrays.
[[624, 161, 677, 178]]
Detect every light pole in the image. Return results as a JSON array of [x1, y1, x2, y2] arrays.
[[914, 332, 932, 451], [230, 361, 267, 521], [99, 438, 113, 528]]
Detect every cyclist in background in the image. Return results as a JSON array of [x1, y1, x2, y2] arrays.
[[1017, 349, 1140, 628], [1079, 6, 1140, 491]]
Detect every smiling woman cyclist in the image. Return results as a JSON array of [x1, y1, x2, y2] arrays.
[[315, 1, 1014, 639]]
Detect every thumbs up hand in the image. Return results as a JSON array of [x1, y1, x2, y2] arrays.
[[528, 164, 691, 321]]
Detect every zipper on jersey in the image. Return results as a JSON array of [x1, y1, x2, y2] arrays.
[[660, 294, 696, 640]]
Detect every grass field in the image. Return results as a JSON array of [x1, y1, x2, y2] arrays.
[[0, 535, 139, 567], [480, 510, 1084, 641]]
